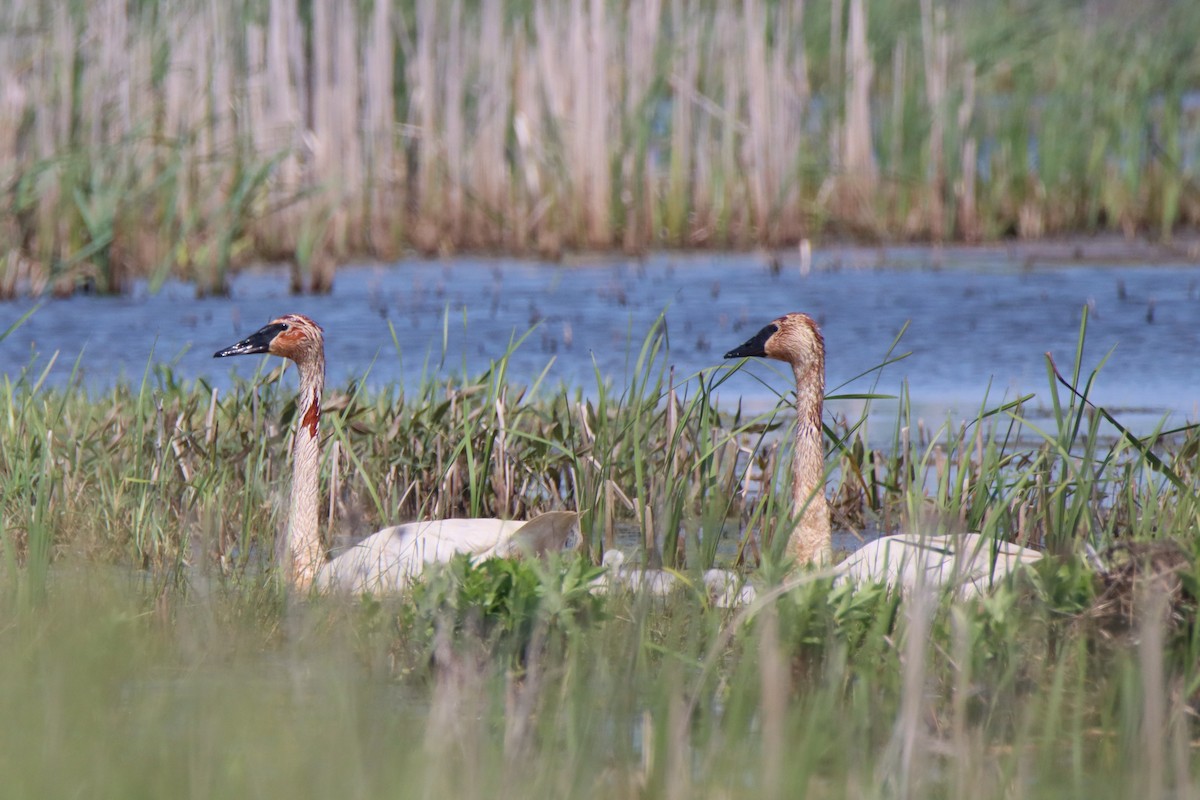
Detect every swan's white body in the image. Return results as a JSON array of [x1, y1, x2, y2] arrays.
[[594, 531, 1041, 606], [215, 314, 577, 594], [725, 313, 1043, 596], [589, 552, 757, 608], [833, 533, 1042, 597], [317, 513, 579, 594]]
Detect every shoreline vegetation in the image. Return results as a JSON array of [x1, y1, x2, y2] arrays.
[[3, 308, 1193, 583], [2, 0, 1200, 298], [3, 311, 1200, 795]]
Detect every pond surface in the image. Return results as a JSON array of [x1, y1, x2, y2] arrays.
[[3, 246, 1199, 438]]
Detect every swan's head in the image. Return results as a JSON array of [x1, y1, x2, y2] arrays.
[[724, 312, 824, 372], [213, 314, 325, 363]]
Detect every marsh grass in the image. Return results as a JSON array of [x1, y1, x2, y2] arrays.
[[2, 314, 1200, 795], [3, 0, 1199, 297], [1, 544, 1197, 797], [2, 310, 1197, 584]]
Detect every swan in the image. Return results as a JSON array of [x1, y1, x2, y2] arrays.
[[589, 551, 757, 608], [214, 313, 579, 594], [724, 312, 832, 566], [724, 312, 1042, 596]]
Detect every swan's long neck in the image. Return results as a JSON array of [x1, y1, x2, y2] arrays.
[[790, 359, 831, 565], [287, 353, 325, 591]]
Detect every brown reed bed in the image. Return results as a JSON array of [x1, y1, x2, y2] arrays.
[[1, 0, 1199, 297]]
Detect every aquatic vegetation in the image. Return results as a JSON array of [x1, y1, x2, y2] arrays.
[[2, 0, 1199, 296], [0, 542, 1198, 797], [0, 308, 1195, 582], [1, 307, 1200, 795]]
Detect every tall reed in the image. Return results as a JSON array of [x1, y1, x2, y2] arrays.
[[2, 0, 1198, 296]]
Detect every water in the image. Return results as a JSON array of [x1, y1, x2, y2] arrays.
[[3, 247, 1198, 437]]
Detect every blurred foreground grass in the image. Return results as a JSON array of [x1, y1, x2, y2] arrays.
[[2, 546, 1198, 798]]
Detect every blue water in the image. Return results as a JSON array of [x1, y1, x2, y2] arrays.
[[3, 248, 1198, 437]]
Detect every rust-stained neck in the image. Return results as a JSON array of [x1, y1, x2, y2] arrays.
[[214, 313, 327, 590], [283, 318, 325, 592]]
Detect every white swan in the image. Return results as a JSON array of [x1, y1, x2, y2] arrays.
[[589, 551, 758, 609], [214, 313, 579, 594], [724, 312, 1042, 596]]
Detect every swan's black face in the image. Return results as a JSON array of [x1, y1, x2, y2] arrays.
[[724, 323, 778, 360], [214, 314, 325, 363], [214, 322, 287, 358]]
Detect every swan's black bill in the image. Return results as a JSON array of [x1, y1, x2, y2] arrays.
[[723, 323, 778, 359], [214, 323, 286, 358]]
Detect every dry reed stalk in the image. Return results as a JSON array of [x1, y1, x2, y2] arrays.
[[829, 0, 844, 121], [170, 416, 191, 484], [737, 0, 807, 243], [933, 446, 947, 505], [442, 0, 465, 246], [604, 480, 616, 551], [411, 0, 442, 252], [271, 0, 309, 257], [584, 0, 612, 246], [494, 394, 512, 514], [162, 7, 197, 238], [208, 2, 234, 188], [0, 40, 24, 185], [511, 33, 540, 253], [327, 438, 340, 539], [311, 0, 334, 213], [717, 4, 747, 241], [0, 251, 18, 299], [665, 15, 698, 244], [956, 62, 979, 240], [840, 0, 877, 220], [205, 388, 219, 446], [743, 0, 773, 236], [245, 25, 269, 169], [778, 0, 809, 241], [334, 0, 360, 238], [468, 0, 509, 247], [1018, 189, 1046, 239], [310, 0, 361, 264], [533, 1, 580, 247], [534, 4, 573, 256], [641, 496, 658, 568], [687, 8, 719, 238], [38, 5, 73, 267], [920, 0, 950, 240], [362, 0, 397, 255], [622, 0, 663, 250], [101, 0, 131, 144], [889, 40, 906, 183]]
